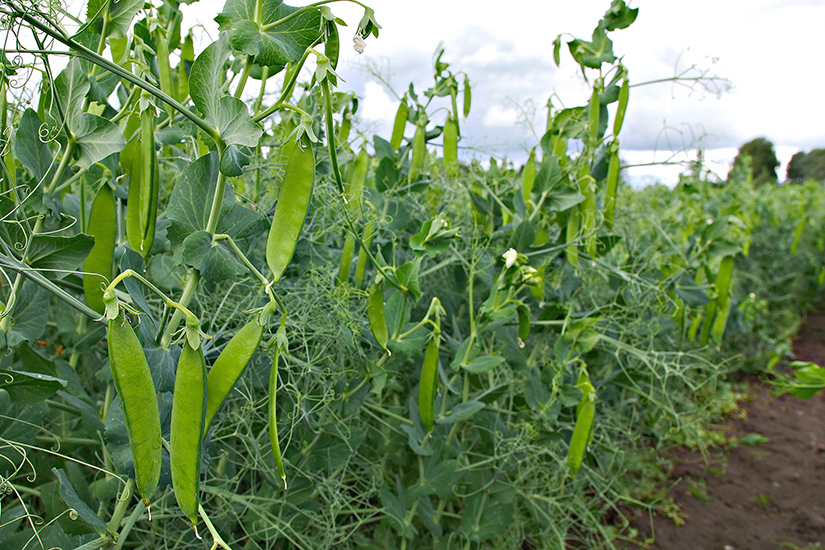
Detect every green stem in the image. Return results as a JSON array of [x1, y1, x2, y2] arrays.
[[234, 56, 252, 99], [106, 478, 134, 534], [199, 504, 234, 549], [106, 269, 199, 326]]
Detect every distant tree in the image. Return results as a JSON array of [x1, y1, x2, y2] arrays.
[[787, 148, 825, 182], [728, 137, 780, 186], [786, 151, 808, 182]]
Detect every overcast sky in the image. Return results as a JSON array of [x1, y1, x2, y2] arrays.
[[181, 0, 825, 185]]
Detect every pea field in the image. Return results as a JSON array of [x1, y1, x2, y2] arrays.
[[0, 0, 823, 549]]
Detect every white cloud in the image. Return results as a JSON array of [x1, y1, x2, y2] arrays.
[[482, 105, 519, 127]]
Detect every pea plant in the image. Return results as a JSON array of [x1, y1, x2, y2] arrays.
[[0, 0, 382, 546], [2, 0, 821, 548]]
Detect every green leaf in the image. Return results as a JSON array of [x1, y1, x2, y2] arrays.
[[219, 96, 263, 147], [379, 486, 417, 538], [674, 273, 711, 306], [215, 0, 323, 67], [106, 0, 144, 39], [52, 468, 111, 539], [6, 281, 50, 348], [738, 433, 769, 446], [787, 361, 825, 400], [15, 109, 54, 183], [533, 155, 562, 195], [436, 400, 485, 424], [0, 369, 65, 404], [461, 355, 505, 374], [190, 34, 231, 130], [27, 234, 95, 275], [602, 0, 639, 31], [411, 459, 458, 498], [220, 144, 252, 176], [395, 258, 422, 301], [546, 184, 586, 213], [51, 59, 89, 135], [74, 114, 125, 169]]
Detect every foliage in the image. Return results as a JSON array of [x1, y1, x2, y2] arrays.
[[728, 136, 780, 186], [786, 148, 825, 183], [0, 1, 823, 550]]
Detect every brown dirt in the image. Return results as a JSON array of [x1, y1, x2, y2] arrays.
[[626, 312, 825, 550]]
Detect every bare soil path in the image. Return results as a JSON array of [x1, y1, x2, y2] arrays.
[[629, 312, 825, 550]]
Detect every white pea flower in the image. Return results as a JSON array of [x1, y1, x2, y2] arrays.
[[353, 35, 366, 54], [503, 248, 518, 268]]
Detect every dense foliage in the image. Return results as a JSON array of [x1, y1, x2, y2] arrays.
[[0, 1, 823, 550]]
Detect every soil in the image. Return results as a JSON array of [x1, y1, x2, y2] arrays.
[[626, 312, 825, 550]]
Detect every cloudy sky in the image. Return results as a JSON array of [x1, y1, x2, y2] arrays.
[[182, 0, 825, 185]]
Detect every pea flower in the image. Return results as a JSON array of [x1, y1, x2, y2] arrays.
[[503, 248, 518, 268]]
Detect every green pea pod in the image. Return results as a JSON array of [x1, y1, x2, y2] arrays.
[[125, 104, 159, 257], [408, 118, 427, 183], [171, 341, 207, 530], [267, 136, 315, 283], [390, 100, 408, 150], [463, 75, 471, 119], [565, 206, 580, 269], [354, 218, 375, 288], [83, 185, 116, 314], [587, 86, 600, 146], [368, 278, 388, 351], [338, 146, 369, 283], [567, 368, 596, 478], [107, 312, 162, 507], [204, 317, 265, 431], [269, 317, 288, 488], [791, 215, 807, 255], [613, 77, 629, 136], [579, 174, 597, 258], [521, 147, 537, 204], [711, 255, 735, 347], [604, 143, 620, 230], [325, 21, 340, 70], [443, 114, 458, 178], [517, 304, 530, 346], [418, 330, 440, 431]]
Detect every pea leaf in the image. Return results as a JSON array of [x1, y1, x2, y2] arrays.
[[5, 281, 50, 349], [546, 184, 586, 213], [461, 355, 505, 374], [74, 114, 126, 169], [105, 0, 144, 39], [27, 234, 95, 276], [0, 369, 66, 404], [215, 0, 323, 67], [50, 59, 89, 136], [15, 109, 55, 183], [52, 468, 111, 539], [189, 35, 263, 148], [436, 400, 485, 424]]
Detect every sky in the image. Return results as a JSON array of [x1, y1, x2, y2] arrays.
[[180, 0, 825, 186]]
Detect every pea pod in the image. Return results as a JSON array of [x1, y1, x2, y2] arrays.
[[171, 341, 207, 530], [266, 136, 315, 283], [83, 185, 116, 314], [125, 102, 159, 257], [408, 118, 427, 183], [368, 278, 388, 351], [587, 86, 600, 146], [565, 205, 580, 268], [338, 147, 370, 284], [604, 143, 620, 230], [390, 100, 408, 150], [107, 311, 162, 507], [462, 75, 471, 119], [204, 317, 265, 431], [443, 114, 458, 178], [418, 329, 440, 431], [613, 76, 629, 136], [711, 255, 735, 347], [521, 147, 537, 204], [353, 217, 375, 288], [269, 317, 288, 488], [567, 368, 596, 478]]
